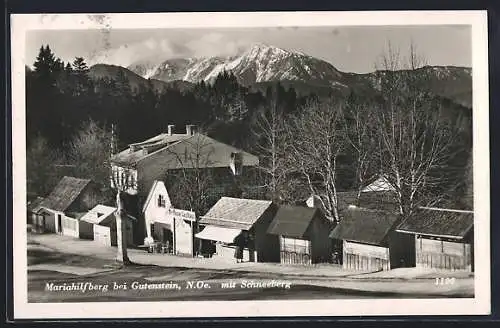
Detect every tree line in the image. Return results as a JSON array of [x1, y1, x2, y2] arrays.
[[26, 44, 473, 218]]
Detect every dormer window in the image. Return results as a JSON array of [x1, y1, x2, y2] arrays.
[[158, 195, 166, 207]]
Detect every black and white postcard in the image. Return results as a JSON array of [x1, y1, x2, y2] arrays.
[[11, 11, 490, 318]]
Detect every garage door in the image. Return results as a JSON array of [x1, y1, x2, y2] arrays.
[[94, 225, 111, 247]]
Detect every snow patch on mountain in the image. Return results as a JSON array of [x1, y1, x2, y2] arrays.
[[128, 43, 344, 87]]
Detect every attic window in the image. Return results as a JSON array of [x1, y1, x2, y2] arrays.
[[97, 212, 104, 217], [158, 195, 166, 208]]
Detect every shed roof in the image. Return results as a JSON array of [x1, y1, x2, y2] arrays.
[[199, 197, 273, 230], [111, 133, 259, 168], [27, 196, 45, 213], [38, 176, 92, 212], [357, 191, 400, 212], [267, 206, 324, 239], [396, 207, 474, 239], [329, 206, 400, 246], [361, 175, 395, 192], [80, 204, 117, 224]]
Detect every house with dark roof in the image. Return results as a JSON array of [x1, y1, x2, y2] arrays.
[[110, 124, 260, 197], [110, 124, 263, 243], [37, 176, 100, 237], [197, 197, 280, 263], [329, 206, 415, 271], [396, 207, 474, 271], [267, 206, 333, 265]]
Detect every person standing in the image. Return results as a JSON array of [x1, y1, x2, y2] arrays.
[[233, 233, 245, 263]]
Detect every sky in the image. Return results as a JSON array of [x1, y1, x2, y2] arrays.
[[25, 25, 471, 73]]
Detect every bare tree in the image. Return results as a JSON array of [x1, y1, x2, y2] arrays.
[[286, 98, 346, 222], [163, 133, 218, 216], [340, 94, 379, 203], [68, 119, 114, 203], [373, 43, 460, 215], [114, 189, 131, 264], [108, 124, 136, 264], [252, 92, 291, 202], [26, 135, 65, 198]]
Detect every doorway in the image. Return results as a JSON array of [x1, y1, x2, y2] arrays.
[[162, 228, 173, 253], [57, 214, 62, 233]]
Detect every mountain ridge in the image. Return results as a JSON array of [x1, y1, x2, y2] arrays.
[[88, 43, 472, 108]]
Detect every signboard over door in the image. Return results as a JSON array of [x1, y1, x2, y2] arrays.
[[168, 207, 196, 256]]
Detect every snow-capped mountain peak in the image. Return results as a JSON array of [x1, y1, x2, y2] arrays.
[[126, 43, 346, 88]]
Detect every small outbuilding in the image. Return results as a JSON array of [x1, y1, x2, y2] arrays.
[[37, 176, 100, 237], [396, 207, 474, 272], [329, 206, 414, 271], [80, 204, 136, 247], [267, 205, 333, 265], [27, 197, 51, 233], [197, 197, 280, 263]]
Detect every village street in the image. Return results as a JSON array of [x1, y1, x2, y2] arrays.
[[27, 233, 474, 302]]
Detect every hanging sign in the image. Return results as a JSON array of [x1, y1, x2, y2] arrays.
[[168, 207, 197, 222]]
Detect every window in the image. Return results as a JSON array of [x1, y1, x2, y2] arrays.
[[121, 172, 126, 187], [158, 195, 166, 207], [281, 236, 311, 255]]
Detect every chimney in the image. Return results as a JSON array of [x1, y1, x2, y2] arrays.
[[230, 152, 243, 176], [185, 124, 197, 136], [167, 124, 175, 136]]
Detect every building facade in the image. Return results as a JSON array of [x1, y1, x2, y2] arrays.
[[142, 180, 197, 256], [80, 204, 136, 247], [329, 206, 415, 271], [109, 124, 262, 242], [267, 206, 333, 265], [396, 207, 474, 271], [36, 176, 101, 237], [197, 197, 280, 263]]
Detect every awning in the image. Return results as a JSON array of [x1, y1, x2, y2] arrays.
[[195, 226, 242, 244]]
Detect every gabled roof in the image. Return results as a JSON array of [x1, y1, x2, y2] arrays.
[[38, 176, 92, 212], [80, 204, 117, 224], [357, 191, 400, 212], [336, 191, 361, 213], [267, 206, 326, 239], [396, 207, 474, 239], [111, 133, 191, 166], [111, 133, 259, 168], [361, 175, 395, 193], [142, 180, 164, 213], [27, 196, 45, 213], [199, 197, 273, 230], [329, 206, 401, 246]]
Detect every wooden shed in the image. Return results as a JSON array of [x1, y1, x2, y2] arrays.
[[80, 204, 135, 247], [36, 176, 100, 237], [197, 197, 280, 263], [329, 206, 414, 271], [396, 207, 474, 272], [267, 206, 333, 265]]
